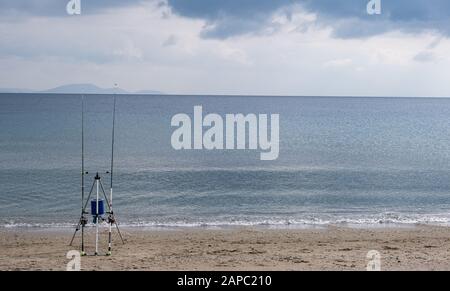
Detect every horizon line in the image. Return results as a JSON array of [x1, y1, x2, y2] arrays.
[[1, 92, 450, 99]]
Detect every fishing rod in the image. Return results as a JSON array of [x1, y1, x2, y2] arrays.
[[81, 95, 85, 255], [107, 94, 125, 255], [70, 93, 125, 256], [108, 95, 116, 255], [70, 95, 89, 253]]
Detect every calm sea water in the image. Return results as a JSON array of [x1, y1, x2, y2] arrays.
[[1, 94, 450, 228]]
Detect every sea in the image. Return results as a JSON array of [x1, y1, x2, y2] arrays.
[[1, 94, 450, 229]]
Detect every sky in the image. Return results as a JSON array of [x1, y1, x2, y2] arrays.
[[0, 0, 450, 96]]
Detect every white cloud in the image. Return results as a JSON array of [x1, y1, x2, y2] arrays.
[[324, 58, 353, 68], [0, 0, 450, 97], [414, 51, 436, 63]]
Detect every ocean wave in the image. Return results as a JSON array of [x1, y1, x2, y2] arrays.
[[2, 213, 450, 229]]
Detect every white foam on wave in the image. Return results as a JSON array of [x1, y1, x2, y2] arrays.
[[2, 212, 450, 230], [1, 222, 75, 229], [0, 212, 450, 229]]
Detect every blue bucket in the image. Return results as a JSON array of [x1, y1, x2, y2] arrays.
[[91, 199, 105, 216]]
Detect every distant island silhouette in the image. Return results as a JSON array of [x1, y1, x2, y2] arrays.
[[0, 83, 164, 95]]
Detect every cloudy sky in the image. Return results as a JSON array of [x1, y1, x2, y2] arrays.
[[1, 0, 450, 96]]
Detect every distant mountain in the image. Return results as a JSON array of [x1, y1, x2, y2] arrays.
[[43, 84, 128, 94], [0, 83, 164, 95], [42, 83, 164, 95]]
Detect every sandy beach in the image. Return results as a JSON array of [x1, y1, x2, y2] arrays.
[[1, 225, 450, 271]]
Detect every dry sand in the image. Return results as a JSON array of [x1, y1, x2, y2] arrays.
[[1, 225, 450, 271]]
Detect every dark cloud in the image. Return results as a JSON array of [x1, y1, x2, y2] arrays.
[[167, 0, 450, 39], [301, 0, 450, 38], [2, 0, 450, 38], [166, 0, 291, 19], [167, 0, 292, 39], [0, 0, 145, 17]]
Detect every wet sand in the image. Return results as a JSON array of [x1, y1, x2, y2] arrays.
[[1, 225, 450, 271]]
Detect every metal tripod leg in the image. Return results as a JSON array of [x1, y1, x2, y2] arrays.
[[114, 222, 125, 244], [69, 179, 96, 246], [100, 180, 125, 245]]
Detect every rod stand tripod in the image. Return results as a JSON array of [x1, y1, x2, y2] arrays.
[[70, 172, 125, 256]]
